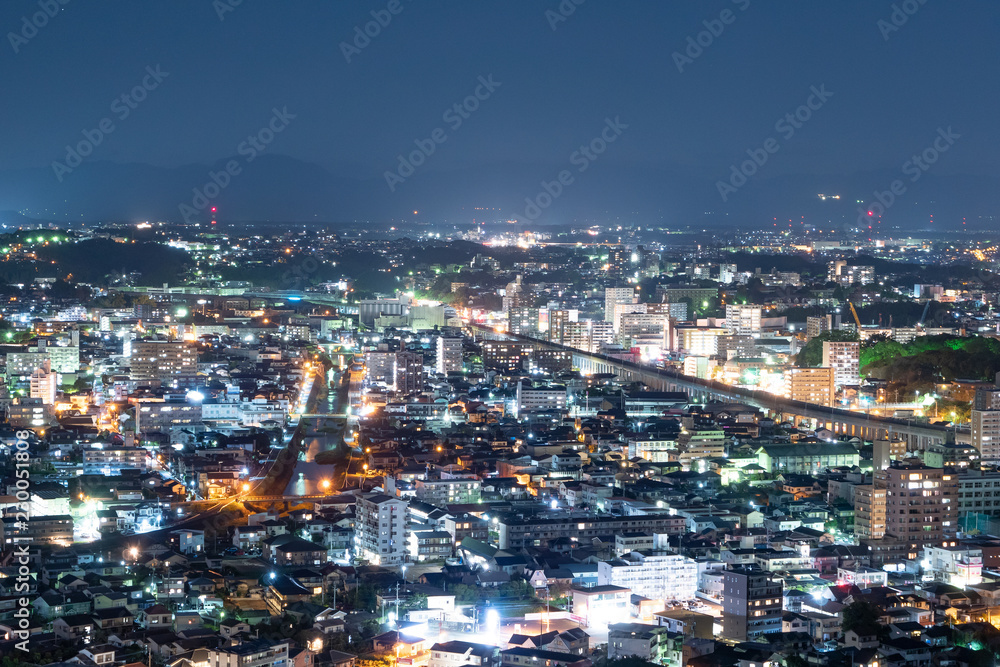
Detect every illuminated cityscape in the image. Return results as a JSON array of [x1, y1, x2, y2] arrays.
[[6, 2, 1000, 667]]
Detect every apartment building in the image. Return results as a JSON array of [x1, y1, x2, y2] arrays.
[[955, 471, 1000, 514], [853, 484, 886, 540], [725, 305, 762, 336], [883, 462, 957, 545], [677, 427, 725, 469], [436, 337, 463, 375], [356, 493, 408, 565], [786, 367, 834, 407], [604, 287, 636, 322], [134, 398, 203, 434], [598, 551, 698, 602], [496, 514, 687, 550], [805, 315, 833, 341], [607, 623, 683, 666], [563, 320, 615, 353], [82, 446, 149, 476], [971, 386, 1000, 463], [822, 340, 860, 388], [482, 341, 534, 374], [414, 478, 482, 506], [516, 383, 568, 413], [130, 340, 198, 388], [627, 436, 677, 463], [721, 567, 783, 642]]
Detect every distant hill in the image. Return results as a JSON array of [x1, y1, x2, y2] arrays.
[[0, 154, 997, 229]]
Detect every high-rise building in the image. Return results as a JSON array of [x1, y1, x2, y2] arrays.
[[29, 362, 57, 405], [507, 307, 540, 336], [719, 264, 737, 284], [828, 261, 874, 286], [721, 567, 783, 642], [394, 351, 425, 393], [805, 315, 833, 341], [972, 387, 1000, 464], [785, 367, 834, 406], [853, 484, 886, 540], [883, 462, 957, 545], [821, 340, 859, 388], [356, 493, 408, 566], [502, 275, 526, 313], [548, 309, 576, 344], [607, 246, 631, 275], [604, 287, 636, 322], [724, 305, 762, 336], [564, 320, 615, 353], [611, 301, 647, 335], [130, 340, 198, 388], [872, 438, 906, 471], [435, 337, 463, 375], [366, 350, 397, 386]]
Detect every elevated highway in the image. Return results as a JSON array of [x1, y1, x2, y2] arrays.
[[472, 326, 965, 449]]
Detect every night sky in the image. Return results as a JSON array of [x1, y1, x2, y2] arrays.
[[1, 0, 996, 228]]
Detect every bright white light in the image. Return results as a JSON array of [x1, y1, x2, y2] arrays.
[[186, 391, 205, 402]]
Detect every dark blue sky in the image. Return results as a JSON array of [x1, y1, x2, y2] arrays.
[[1, 0, 996, 227]]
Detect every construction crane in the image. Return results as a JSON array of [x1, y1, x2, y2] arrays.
[[848, 301, 862, 330]]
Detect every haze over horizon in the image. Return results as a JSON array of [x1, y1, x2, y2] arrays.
[[2, 0, 997, 230]]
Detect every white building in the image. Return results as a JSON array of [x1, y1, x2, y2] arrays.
[[516, 383, 567, 413], [436, 337, 462, 375], [725, 305, 762, 336], [201, 396, 287, 427], [627, 436, 677, 463], [46, 345, 80, 374], [922, 545, 982, 587], [356, 493, 408, 565], [822, 340, 860, 388], [29, 364, 58, 405], [971, 411, 1000, 464], [605, 287, 636, 323], [598, 551, 698, 603], [972, 387, 1000, 464]]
